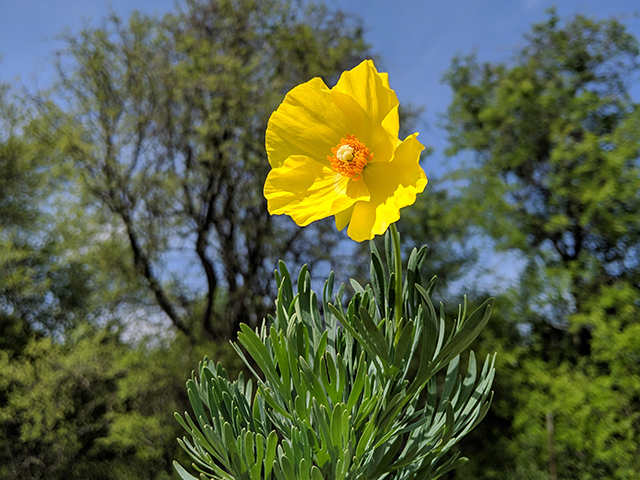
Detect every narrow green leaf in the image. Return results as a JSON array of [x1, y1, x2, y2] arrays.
[[346, 352, 367, 411], [330, 403, 347, 448], [237, 324, 282, 392], [356, 412, 377, 457], [173, 461, 200, 480], [393, 320, 414, 368], [350, 278, 365, 293], [370, 247, 387, 317], [223, 422, 247, 478], [441, 355, 460, 403], [278, 260, 294, 308], [300, 356, 331, 409], [310, 466, 324, 480], [370, 433, 404, 477], [358, 306, 390, 363], [265, 431, 278, 480], [245, 432, 255, 468], [299, 458, 310, 480], [457, 351, 477, 408], [312, 399, 333, 455], [252, 434, 265, 480], [280, 454, 296, 480], [384, 229, 395, 276]]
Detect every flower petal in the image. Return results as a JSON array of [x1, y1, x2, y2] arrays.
[[330, 90, 395, 164], [264, 155, 370, 226], [347, 134, 427, 241], [334, 205, 355, 231], [333, 60, 399, 128], [381, 105, 400, 149], [266, 77, 351, 168]]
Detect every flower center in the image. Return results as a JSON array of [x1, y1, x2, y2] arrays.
[[328, 135, 373, 181]]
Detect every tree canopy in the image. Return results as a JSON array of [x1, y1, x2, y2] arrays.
[[53, 0, 369, 342], [441, 10, 640, 479]]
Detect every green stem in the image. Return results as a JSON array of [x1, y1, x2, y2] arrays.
[[390, 223, 402, 328]]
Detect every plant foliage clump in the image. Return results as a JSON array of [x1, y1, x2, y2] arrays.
[[175, 234, 495, 480]]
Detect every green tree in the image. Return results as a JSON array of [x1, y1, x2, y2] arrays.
[[0, 81, 173, 480], [0, 320, 247, 480], [0, 79, 112, 342], [52, 0, 369, 343], [0, 328, 124, 480], [441, 10, 640, 479]]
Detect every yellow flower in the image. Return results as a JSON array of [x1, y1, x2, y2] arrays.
[[263, 60, 427, 242]]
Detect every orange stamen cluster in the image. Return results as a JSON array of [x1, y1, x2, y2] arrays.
[[328, 135, 373, 181]]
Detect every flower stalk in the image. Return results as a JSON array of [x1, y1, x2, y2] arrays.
[[390, 222, 403, 329]]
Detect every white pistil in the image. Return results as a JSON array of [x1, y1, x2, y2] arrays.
[[336, 144, 354, 163]]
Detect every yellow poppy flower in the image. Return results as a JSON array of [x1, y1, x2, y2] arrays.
[[263, 60, 427, 242]]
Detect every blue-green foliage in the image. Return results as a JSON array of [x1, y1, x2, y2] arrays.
[[175, 235, 495, 479]]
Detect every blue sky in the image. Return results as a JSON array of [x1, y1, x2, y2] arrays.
[[1, 0, 639, 290]]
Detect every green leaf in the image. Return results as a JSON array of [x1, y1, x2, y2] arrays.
[[278, 260, 294, 309], [264, 431, 278, 480], [237, 324, 282, 392], [330, 403, 347, 448], [393, 320, 415, 369], [310, 466, 324, 480], [355, 414, 377, 457], [346, 352, 367, 411], [251, 434, 265, 480], [384, 229, 395, 276], [280, 454, 296, 480], [300, 356, 331, 409], [457, 351, 477, 408], [299, 458, 310, 480], [370, 245, 387, 318], [349, 278, 365, 294], [358, 306, 390, 364], [173, 461, 200, 480]]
